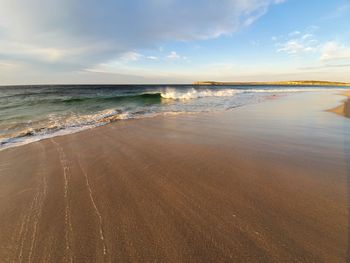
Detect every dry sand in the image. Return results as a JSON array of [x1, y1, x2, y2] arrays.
[[0, 91, 349, 262]]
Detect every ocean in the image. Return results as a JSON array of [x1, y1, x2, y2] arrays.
[[0, 85, 345, 150]]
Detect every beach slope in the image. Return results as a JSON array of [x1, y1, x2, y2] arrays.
[[0, 91, 349, 262]]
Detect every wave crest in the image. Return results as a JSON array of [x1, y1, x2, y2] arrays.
[[160, 88, 237, 100]]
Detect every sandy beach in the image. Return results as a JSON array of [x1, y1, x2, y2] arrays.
[[0, 91, 349, 262]]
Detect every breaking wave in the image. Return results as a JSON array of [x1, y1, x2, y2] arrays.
[[160, 88, 237, 100], [58, 88, 238, 104], [0, 108, 137, 149]]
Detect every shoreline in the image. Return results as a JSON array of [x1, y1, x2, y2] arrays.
[[328, 91, 350, 118], [0, 91, 349, 262], [0, 90, 280, 152], [1, 88, 347, 152]]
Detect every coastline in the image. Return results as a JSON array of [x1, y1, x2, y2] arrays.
[[0, 91, 349, 262], [193, 80, 350, 86]]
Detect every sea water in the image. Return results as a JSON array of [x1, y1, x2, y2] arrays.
[[0, 85, 344, 149]]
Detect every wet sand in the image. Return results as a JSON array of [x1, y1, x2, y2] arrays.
[[329, 91, 350, 118], [0, 91, 349, 262]]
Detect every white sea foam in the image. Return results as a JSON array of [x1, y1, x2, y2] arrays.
[[160, 88, 238, 100], [159, 87, 341, 100], [54, 108, 132, 127], [0, 108, 135, 151]]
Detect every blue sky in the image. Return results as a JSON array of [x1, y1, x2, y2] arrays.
[[0, 0, 349, 84]]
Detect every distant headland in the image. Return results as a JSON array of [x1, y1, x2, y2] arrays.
[[193, 80, 350, 86]]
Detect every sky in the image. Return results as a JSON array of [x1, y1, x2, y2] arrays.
[[0, 0, 349, 85]]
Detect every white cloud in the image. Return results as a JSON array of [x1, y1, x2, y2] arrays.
[[0, 0, 284, 73], [301, 34, 313, 40], [120, 52, 143, 62], [275, 28, 350, 73], [167, 51, 189, 60], [277, 38, 317, 55], [146, 56, 158, 60], [167, 51, 181, 59], [277, 29, 318, 55], [320, 42, 350, 61]]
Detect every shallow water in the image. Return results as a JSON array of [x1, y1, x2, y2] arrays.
[[0, 84, 347, 149]]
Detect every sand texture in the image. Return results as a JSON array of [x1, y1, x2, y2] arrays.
[[0, 92, 349, 262]]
